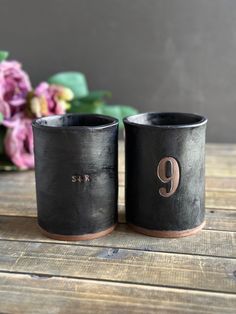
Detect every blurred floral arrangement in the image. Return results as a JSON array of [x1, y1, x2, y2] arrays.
[[0, 51, 138, 171]]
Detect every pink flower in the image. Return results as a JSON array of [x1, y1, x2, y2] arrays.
[[4, 113, 34, 170], [0, 60, 31, 124], [30, 82, 73, 118]]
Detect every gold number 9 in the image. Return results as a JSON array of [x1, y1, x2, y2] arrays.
[[157, 157, 180, 197]]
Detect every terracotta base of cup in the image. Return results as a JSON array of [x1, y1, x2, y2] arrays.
[[129, 221, 205, 238], [38, 224, 116, 241]]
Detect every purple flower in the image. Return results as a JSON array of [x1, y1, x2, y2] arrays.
[[0, 60, 32, 125], [30, 82, 73, 117], [4, 113, 34, 170]]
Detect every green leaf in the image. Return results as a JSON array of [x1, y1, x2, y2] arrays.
[[48, 72, 89, 98], [0, 51, 9, 62], [67, 99, 81, 113], [79, 90, 111, 103], [68, 90, 110, 113], [69, 100, 105, 114], [0, 112, 3, 124], [102, 105, 138, 128]]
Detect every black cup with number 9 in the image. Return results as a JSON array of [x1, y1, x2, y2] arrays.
[[123, 112, 207, 238]]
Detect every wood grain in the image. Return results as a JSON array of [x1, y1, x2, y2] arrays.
[[0, 239, 235, 293], [0, 216, 235, 257], [206, 143, 236, 155], [0, 272, 235, 314], [206, 191, 236, 210], [206, 177, 236, 192]]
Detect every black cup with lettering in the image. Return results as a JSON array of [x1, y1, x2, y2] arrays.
[[32, 113, 118, 241], [124, 112, 207, 237]]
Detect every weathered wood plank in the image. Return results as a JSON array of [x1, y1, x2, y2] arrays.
[[0, 170, 35, 189], [0, 187, 236, 226], [206, 155, 236, 164], [204, 209, 236, 231], [0, 240, 235, 293], [206, 177, 236, 192], [118, 188, 236, 210], [206, 143, 236, 155], [0, 273, 235, 314], [0, 142, 235, 313], [0, 144, 236, 313], [0, 216, 235, 257], [118, 205, 236, 231], [0, 194, 37, 217], [1, 177, 236, 218], [206, 167, 236, 178], [206, 191, 236, 210], [1, 153, 236, 222]]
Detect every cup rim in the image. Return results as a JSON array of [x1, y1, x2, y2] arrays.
[[123, 112, 208, 129], [32, 113, 119, 131]]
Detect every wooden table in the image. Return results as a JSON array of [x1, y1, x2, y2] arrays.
[[0, 143, 235, 313]]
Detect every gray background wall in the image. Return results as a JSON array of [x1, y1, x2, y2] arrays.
[[0, 0, 236, 142]]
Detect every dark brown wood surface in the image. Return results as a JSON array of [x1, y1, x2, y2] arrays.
[[0, 142, 235, 313]]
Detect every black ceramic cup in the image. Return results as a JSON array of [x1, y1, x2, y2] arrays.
[[124, 112, 207, 238], [32, 113, 118, 241]]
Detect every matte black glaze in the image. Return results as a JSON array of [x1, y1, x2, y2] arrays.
[[124, 112, 207, 237], [32, 113, 118, 239]]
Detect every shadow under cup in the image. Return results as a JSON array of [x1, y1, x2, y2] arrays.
[[124, 112, 208, 238], [32, 113, 118, 241]]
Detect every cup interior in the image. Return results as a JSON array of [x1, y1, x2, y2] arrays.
[[34, 114, 117, 128], [125, 112, 206, 128]]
